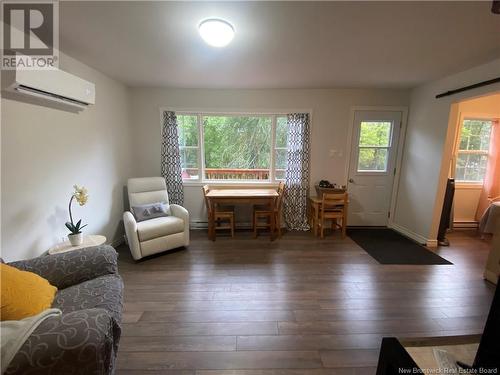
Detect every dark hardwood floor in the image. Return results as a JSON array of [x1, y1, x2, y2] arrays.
[[115, 229, 495, 375]]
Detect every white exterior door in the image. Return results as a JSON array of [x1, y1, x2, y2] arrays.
[[347, 110, 402, 226]]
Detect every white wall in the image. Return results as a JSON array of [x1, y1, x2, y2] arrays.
[[1, 53, 133, 261], [130, 88, 409, 223], [454, 187, 482, 223], [393, 58, 500, 244]]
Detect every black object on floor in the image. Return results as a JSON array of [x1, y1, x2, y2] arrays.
[[347, 228, 452, 265], [437, 178, 455, 246]]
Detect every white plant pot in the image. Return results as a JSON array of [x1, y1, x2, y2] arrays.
[[68, 233, 83, 246]]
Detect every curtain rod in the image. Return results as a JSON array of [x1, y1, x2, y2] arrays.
[[435, 77, 500, 99]]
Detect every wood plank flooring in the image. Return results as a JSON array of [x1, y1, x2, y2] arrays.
[[115, 229, 495, 374]]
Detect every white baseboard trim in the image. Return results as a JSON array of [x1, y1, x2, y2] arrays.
[[426, 239, 439, 248], [389, 222, 429, 246], [190, 220, 259, 230]]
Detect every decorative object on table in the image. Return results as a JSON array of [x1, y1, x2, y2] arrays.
[[47, 234, 106, 255], [65, 185, 89, 246], [315, 180, 346, 199]]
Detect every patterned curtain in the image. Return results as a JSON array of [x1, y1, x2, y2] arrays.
[[161, 111, 184, 205], [283, 113, 311, 231]]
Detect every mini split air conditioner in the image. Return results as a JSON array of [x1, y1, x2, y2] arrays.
[[4, 68, 95, 110]]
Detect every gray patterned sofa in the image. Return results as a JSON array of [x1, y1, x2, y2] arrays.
[[5, 245, 123, 375]]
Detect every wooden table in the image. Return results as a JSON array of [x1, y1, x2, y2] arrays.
[[205, 189, 279, 240], [48, 234, 106, 255]]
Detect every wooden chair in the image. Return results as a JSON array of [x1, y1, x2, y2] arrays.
[[317, 192, 348, 239], [202, 185, 234, 240], [253, 182, 285, 239]]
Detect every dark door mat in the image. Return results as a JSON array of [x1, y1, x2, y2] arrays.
[[347, 228, 452, 265]]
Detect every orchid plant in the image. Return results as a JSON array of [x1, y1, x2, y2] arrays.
[[65, 185, 89, 235]]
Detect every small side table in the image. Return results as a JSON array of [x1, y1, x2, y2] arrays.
[[48, 235, 107, 255]]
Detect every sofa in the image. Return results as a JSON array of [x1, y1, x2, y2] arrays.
[[124, 177, 189, 260], [5, 245, 123, 375]]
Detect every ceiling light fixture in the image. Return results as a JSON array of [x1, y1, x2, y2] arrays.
[[198, 19, 235, 47]]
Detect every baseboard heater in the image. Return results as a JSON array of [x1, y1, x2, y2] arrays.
[[453, 221, 479, 229]]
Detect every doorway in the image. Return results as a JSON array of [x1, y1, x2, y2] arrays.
[[347, 110, 403, 226], [448, 94, 500, 230]]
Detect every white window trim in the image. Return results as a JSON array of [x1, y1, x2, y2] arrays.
[[454, 116, 493, 184], [164, 110, 311, 186]]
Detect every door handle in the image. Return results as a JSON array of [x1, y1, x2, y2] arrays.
[[348, 178, 355, 183]]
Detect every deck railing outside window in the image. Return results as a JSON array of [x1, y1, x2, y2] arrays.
[[182, 168, 285, 181]]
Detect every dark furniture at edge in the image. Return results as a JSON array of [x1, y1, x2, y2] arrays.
[[376, 281, 500, 374], [6, 245, 123, 375]]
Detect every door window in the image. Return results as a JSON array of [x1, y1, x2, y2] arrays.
[[357, 121, 392, 172]]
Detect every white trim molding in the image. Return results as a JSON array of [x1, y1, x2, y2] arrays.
[[389, 221, 430, 246]]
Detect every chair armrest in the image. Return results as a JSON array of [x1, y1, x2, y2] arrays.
[[170, 204, 189, 223], [170, 204, 190, 245], [6, 308, 121, 375], [123, 211, 141, 260], [8, 245, 118, 289]]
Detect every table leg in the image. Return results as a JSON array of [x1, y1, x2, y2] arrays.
[[313, 202, 320, 236], [270, 205, 275, 242]]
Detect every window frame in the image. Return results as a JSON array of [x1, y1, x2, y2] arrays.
[[355, 120, 394, 174], [454, 117, 493, 185], [167, 110, 303, 186]]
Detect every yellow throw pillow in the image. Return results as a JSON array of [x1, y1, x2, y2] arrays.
[[0, 263, 57, 321]]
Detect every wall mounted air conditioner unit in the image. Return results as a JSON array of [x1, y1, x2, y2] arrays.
[[4, 68, 95, 110]]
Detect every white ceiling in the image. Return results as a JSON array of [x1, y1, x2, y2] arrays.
[[60, 1, 500, 89]]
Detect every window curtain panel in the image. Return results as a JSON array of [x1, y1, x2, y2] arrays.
[[161, 111, 184, 206], [283, 113, 311, 231], [476, 118, 500, 220]]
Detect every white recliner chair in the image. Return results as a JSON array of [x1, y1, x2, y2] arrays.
[[123, 177, 189, 260]]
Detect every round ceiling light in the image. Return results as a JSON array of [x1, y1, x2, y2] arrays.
[[198, 19, 235, 47]]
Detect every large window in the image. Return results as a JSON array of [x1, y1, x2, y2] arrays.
[[455, 119, 492, 183], [176, 113, 289, 182]]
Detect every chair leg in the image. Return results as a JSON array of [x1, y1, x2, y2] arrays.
[[342, 216, 347, 238], [253, 212, 258, 238], [314, 217, 318, 237], [277, 214, 281, 238], [320, 217, 325, 239], [209, 214, 215, 241], [270, 213, 275, 242], [230, 216, 235, 238]]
